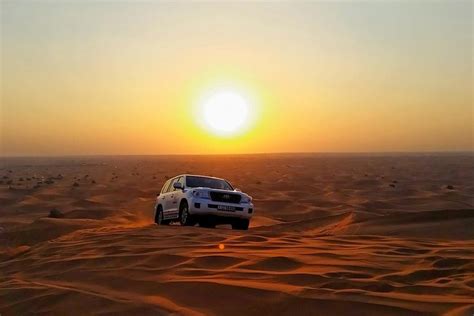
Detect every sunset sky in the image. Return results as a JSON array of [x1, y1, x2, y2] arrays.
[[1, 1, 472, 156]]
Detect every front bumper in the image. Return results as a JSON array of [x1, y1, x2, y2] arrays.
[[188, 197, 254, 219]]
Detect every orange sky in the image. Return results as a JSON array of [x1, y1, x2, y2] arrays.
[[1, 1, 472, 155]]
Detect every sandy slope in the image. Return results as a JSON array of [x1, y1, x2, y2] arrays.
[[1, 154, 473, 315]]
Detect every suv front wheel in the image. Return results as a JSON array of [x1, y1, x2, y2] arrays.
[[179, 201, 196, 226]]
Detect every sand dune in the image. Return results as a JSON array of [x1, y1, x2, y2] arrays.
[[1, 154, 473, 315]]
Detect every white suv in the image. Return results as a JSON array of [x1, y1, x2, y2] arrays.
[[154, 174, 254, 230]]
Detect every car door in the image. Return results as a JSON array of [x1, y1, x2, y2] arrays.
[[158, 179, 170, 212], [169, 176, 185, 218], [172, 176, 185, 211], [161, 178, 175, 216], [164, 177, 179, 219]]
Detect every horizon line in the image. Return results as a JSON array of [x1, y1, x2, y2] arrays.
[[1, 150, 473, 159]]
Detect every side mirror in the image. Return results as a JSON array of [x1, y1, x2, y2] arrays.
[[234, 188, 241, 192], [173, 182, 183, 190]]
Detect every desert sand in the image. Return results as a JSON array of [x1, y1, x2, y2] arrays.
[[1, 154, 473, 315]]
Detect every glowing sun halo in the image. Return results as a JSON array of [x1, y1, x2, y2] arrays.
[[198, 91, 252, 136]]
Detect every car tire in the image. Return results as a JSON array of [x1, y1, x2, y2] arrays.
[[232, 219, 249, 230], [179, 201, 196, 226], [155, 205, 170, 225], [199, 216, 216, 229]]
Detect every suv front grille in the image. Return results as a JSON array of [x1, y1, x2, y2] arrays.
[[209, 192, 241, 203]]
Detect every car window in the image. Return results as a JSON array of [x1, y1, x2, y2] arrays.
[[161, 179, 170, 194], [171, 177, 185, 191], [176, 176, 185, 189], [167, 178, 178, 192], [163, 179, 173, 193]]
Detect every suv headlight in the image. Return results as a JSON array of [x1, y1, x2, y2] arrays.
[[241, 195, 252, 203], [192, 190, 210, 199]]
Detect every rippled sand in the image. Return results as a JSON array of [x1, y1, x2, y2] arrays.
[[1, 154, 473, 315]]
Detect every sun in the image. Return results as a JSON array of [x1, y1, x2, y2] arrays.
[[197, 90, 253, 136]]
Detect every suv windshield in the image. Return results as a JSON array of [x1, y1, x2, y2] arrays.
[[186, 176, 233, 190]]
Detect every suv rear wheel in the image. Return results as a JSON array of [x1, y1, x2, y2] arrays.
[[155, 205, 170, 225]]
